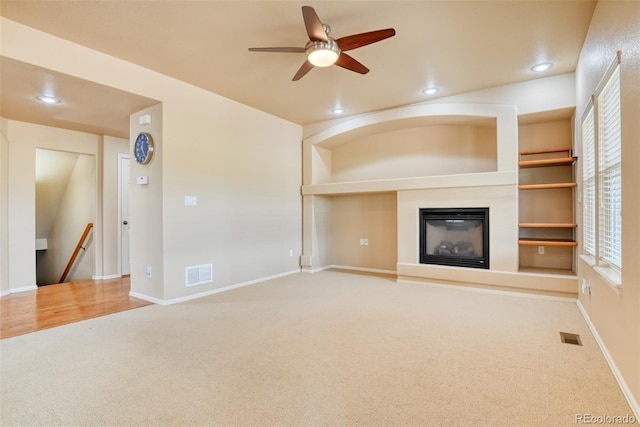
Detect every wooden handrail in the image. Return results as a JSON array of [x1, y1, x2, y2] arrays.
[[59, 223, 94, 284]]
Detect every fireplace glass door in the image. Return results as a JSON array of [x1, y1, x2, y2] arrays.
[[419, 208, 489, 269]]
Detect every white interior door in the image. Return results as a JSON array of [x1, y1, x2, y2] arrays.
[[120, 156, 131, 275]]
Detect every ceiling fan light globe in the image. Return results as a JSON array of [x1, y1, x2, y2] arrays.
[[308, 49, 339, 67], [306, 40, 341, 67]]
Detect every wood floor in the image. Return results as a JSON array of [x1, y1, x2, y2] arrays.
[[0, 276, 152, 340]]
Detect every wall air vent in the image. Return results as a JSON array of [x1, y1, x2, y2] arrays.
[[185, 264, 213, 287], [559, 332, 582, 346]]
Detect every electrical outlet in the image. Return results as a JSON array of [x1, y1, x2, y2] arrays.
[[146, 266, 152, 278], [538, 246, 544, 255], [289, 249, 293, 257], [364, 238, 369, 246]]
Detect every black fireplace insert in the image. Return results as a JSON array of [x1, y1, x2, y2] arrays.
[[419, 208, 489, 269]]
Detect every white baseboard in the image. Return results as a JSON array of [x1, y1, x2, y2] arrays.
[[301, 265, 333, 273], [577, 300, 640, 420], [130, 269, 301, 306], [8, 285, 38, 294], [303, 265, 396, 275], [397, 278, 577, 302], [128, 292, 165, 305], [330, 265, 396, 275], [0, 289, 11, 298], [92, 274, 122, 280]]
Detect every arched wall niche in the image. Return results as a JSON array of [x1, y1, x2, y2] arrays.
[[303, 103, 518, 186]]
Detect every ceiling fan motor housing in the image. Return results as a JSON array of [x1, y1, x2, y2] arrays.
[[305, 38, 341, 67]]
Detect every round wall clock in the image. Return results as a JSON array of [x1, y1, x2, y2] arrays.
[[134, 132, 154, 165]]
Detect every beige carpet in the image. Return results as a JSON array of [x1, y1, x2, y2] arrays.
[[0, 270, 635, 426]]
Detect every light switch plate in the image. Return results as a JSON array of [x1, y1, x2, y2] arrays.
[[185, 196, 197, 206], [136, 176, 148, 185]]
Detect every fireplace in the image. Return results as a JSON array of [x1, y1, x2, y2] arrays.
[[419, 208, 489, 269]]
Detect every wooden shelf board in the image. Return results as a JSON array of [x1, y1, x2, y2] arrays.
[[518, 182, 577, 190], [519, 223, 577, 228], [518, 157, 577, 168], [517, 267, 577, 277], [518, 238, 577, 247], [519, 149, 572, 156]]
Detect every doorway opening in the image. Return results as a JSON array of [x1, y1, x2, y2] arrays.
[[118, 154, 131, 276], [35, 149, 96, 285]]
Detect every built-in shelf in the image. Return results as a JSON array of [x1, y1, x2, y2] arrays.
[[518, 182, 577, 190], [302, 171, 516, 196], [518, 157, 577, 168], [518, 238, 578, 247], [519, 223, 578, 228], [518, 143, 577, 272], [518, 149, 577, 168]]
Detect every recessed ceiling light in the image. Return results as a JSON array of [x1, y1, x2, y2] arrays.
[[422, 87, 439, 95], [331, 108, 345, 114], [530, 62, 553, 72], [37, 95, 61, 104]]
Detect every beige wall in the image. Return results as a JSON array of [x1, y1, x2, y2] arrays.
[[150, 92, 302, 301], [35, 150, 79, 240], [303, 73, 575, 140], [575, 0, 640, 413], [0, 125, 8, 295], [331, 125, 496, 183], [329, 193, 397, 272], [129, 104, 165, 300], [2, 119, 99, 290], [305, 195, 333, 271], [519, 119, 573, 153], [2, 123, 123, 289], [1, 17, 303, 301]]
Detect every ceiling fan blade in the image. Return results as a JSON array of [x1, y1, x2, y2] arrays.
[[335, 53, 369, 75], [248, 47, 305, 53], [292, 60, 314, 81], [336, 28, 396, 51], [302, 6, 328, 42]]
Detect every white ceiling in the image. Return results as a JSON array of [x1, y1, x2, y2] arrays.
[[0, 1, 597, 137]]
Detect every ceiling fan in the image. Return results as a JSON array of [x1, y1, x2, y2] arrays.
[[248, 6, 396, 81]]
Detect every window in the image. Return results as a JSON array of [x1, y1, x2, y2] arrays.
[[597, 65, 622, 270], [581, 107, 595, 257], [580, 52, 622, 281]]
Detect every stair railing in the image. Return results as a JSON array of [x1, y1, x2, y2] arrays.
[[58, 223, 94, 284]]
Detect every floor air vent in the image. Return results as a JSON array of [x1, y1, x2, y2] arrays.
[[560, 332, 582, 346]]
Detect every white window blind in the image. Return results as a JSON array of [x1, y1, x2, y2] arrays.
[[597, 65, 622, 270], [582, 107, 596, 256]]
